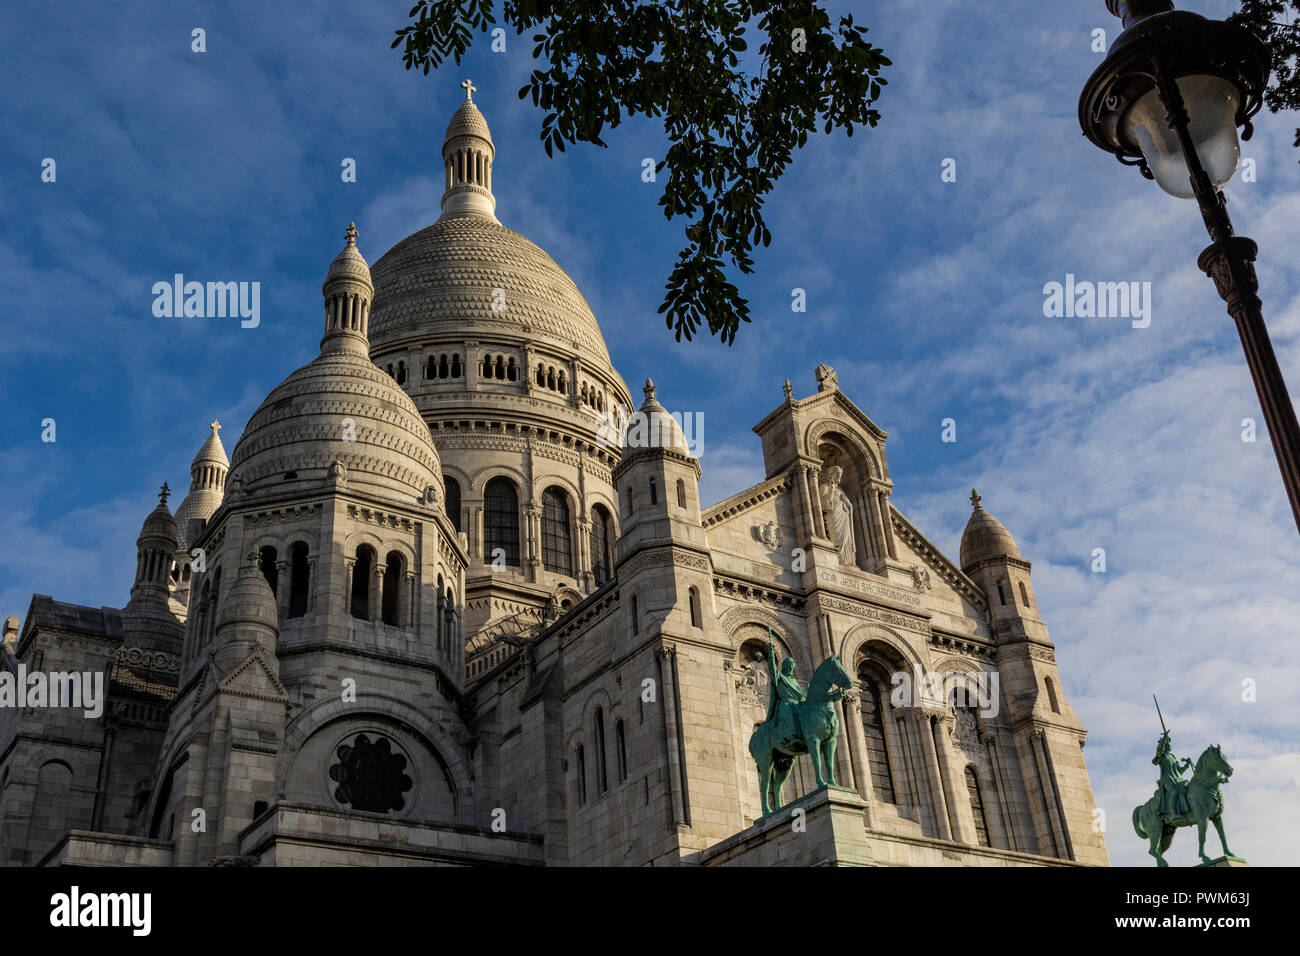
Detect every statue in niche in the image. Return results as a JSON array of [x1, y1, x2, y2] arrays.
[[819, 464, 857, 567]]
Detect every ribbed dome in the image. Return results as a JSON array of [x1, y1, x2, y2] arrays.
[[215, 558, 278, 634], [368, 215, 613, 368], [960, 489, 1021, 571], [139, 498, 179, 547], [446, 99, 492, 141], [227, 350, 441, 501], [326, 224, 373, 284], [624, 378, 690, 454]]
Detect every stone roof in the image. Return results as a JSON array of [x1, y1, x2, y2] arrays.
[[959, 489, 1022, 571], [368, 215, 613, 368]]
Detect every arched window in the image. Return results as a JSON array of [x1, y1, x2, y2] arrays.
[[451, 354, 461, 377], [594, 708, 608, 794], [688, 586, 701, 628], [536, 367, 546, 387], [507, 357, 517, 381], [288, 542, 310, 618], [630, 595, 639, 635], [590, 504, 613, 586], [256, 546, 278, 599], [541, 487, 573, 575], [625, 486, 634, 515], [965, 767, 991, 847], [495, 355, 505, 380], [576, 745, 587, 805], [1019, 581, 1031, 607], [351, 546, 374, 619], [1045, 676, 1061, 714], [858, 676, 897, 804], [426, 356, 436, 379], [676, 478, 687, 508], [996, 581, 1007, 605], [444, 476, 462, 533], [382, 551, 403, 626], [396, 360, 407, 385], [649, 476, 658, 506], [483, 477, 520, 566], [615, 719, 628, 782]]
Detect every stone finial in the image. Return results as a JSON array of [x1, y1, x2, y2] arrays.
[[783, 378, 793, 400], [2, 616, 18, 655], [815, 364, 838, 392], [971, 488, 982, 509], [247, 547, 261, 570], [345, 221, 358, 245], [643, 377, 656, 403], [159, 482, 170, 506], [461, 78, 477, 102]]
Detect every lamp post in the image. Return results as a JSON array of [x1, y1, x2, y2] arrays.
[[1080, 0, 1300, 535]]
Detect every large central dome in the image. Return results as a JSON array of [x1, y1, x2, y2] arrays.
[[368, 215, 612, 368]]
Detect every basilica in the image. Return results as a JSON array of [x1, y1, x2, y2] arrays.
[[0, 88, 1109, 867]]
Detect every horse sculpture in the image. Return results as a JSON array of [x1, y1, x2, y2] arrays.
[[748, 652, 854, 816], [1132, 743, 1234, 866]]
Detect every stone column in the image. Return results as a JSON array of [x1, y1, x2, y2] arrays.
[[1031, 729, 1071, 859], [864, 482, 890, 567], [931, 710, 973, 844], [794, 465, 816, 546], [806, 466, 827, 539], [841, 691, 878, 818], [981, 727, 1018, 851], [657, 646, 687, 827], [306, 556, 318, 614], [343, 559, 355, 618], [371, 562, 384, 623], [913, 709, 952, 840], [878, 488, 898, 559], [405, 572, 418, 630], [275, 560, 290, 620]]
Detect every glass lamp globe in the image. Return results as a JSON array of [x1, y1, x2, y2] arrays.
[[1120, 74, 1242, 198]]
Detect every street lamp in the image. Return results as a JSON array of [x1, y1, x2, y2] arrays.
[[1080, 0, 1300, 535]]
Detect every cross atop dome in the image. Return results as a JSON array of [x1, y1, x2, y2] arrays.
[[971, 488, 982, 509], [159, 482, 170, 506], [209, 420, 220, 436], [439, 83, 498, 223]]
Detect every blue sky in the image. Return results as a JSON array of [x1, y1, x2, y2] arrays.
[[2, 0, 1297, 865]]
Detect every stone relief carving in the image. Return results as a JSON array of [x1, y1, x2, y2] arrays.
[[756, 519, 783, 551], [911, 564, 933, 591]]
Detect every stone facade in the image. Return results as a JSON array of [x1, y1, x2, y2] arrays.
[[0, 87, 1109, 867]]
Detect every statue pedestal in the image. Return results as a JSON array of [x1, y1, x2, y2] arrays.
[[1197, 856, 1249, 867], [698, 786, 872, 867]]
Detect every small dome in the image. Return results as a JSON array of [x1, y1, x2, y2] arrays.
[[959, 489, 1021, 571], [624, 378, 690, 455], [215, 555, 279, 634], [139, 485, 179, 549], [445, 98, 493, 143], [228, 225, 441, 503], [325, 223, 373, 286]]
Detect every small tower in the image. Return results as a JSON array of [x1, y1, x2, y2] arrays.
[[173, 422, 229, 615], [614, 379, 706, 558], [123, 484, 182, 626], [166, 548, 287, 863], [321, 222, 375, 355], [438, 79, 497, 222], [959, 489, 1108, 865]]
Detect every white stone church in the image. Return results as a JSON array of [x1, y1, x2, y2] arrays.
[[0, 87, 1108, 867]]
